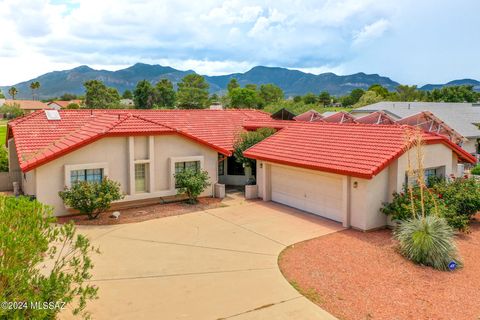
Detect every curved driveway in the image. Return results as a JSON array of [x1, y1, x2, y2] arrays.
[[74, 201, 342, 320]]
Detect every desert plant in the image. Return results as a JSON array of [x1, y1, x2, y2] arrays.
[[0, 195, 98, 319], [174, 168, 210, 204], [59, 178, 123, 219], [394, 215, 461, 271]]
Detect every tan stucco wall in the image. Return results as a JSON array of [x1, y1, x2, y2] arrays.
[[27, 134, 218, 216]]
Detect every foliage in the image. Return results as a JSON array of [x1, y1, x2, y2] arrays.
[[66, 102, 80, 109], [154, 79, 176, 108], [84, 80, 121, 109], [227, 78, 240, 93], [229, 87, 263, 109], [395, 84, 425, 101], [0, 90, 4, 99], [0, 147, 8, 172], [59, 178, 124, 219], [174, 169, 210, 204], [233, 127, 276, 168], [263, 100, 352, 115], [7, 87, 18, 100], [60, 93, 78, 101], [318, 91, 331, 106], [471, 165, 480, 175], [133, 80, 155, 109], [176, 74, 210, 109], [302, 92, 318, 104], [122, 89, 133, 99], [259, 84, 284, 104], [431, 177, 480, 221], [0, 102, 25, 119], [352, 90, 383, 108], [427, 85, 478, 103], [368, 84, 390, 97], [0, 195, 98, 318], [394, 215, 461, 271]]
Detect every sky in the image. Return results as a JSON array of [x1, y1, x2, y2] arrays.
[[0, 0, 479, 86]]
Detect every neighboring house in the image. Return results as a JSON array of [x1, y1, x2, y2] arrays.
[[47, 100, 83, 109], [244, 121, 475, 231], [7, 109, 272, 215], [0, 99, 50, 113], [271, 108, 296, 120], [351, 102, 480, 155], [293, 109, 323, 122], [120, 99, 134, 107]]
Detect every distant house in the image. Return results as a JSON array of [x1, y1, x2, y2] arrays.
[[0, 99, 51, 113], [293, 109, 323, 122], [351, 102, 480, 155], [47, 100, 83, 109], [120, 99, 134, 107], [271, 108, 296, 120]]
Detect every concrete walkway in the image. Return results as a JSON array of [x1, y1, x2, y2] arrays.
[[72, 200, 343, 320]]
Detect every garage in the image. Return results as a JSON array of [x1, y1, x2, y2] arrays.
[[270, 165, 344, 222]]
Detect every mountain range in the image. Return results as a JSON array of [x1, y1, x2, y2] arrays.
[[1, 63, 479, 100]]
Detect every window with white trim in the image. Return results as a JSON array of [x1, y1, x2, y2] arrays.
[[135, 163, 148, 192], [70, 168, 103, 185], [175, 161, 200, 188]]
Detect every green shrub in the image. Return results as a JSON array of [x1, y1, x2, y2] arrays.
[[66, 102, 80, 109], [470, 165, 480, 175], [0, 146, 8, 172], [432, 177, 480, 219], [175, 169, 210, 204], [0, 103, 24, 119], [59, 178, 123, 219], [394, 215, 461, 271], [0, 195, 98, 318]]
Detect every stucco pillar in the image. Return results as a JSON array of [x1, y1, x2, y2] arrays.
[[128, 137, 135, 195], [261, 163, 272, 201], [342, 176, 351, 228], [148, 136, 155, 193]]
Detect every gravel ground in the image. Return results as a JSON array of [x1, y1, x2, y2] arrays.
[[279, 215, 480, 320], [57, 197, 225, 225]]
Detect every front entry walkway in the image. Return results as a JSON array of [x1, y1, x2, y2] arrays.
[[73, 201, 343, 319]]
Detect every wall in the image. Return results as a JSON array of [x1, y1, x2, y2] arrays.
[[31, 134, 218, 216], [218, 157, 254, 186]]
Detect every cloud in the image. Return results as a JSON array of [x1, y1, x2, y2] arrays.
[[353, 19, 390, 46]]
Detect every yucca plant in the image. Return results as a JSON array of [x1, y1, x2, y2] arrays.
[[394, 215, 461, 271]]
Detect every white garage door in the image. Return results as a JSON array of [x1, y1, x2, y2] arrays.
[[271, 165, 343, 222]]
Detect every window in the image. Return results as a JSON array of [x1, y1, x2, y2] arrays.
[[405, 166, 445, 187], [135, 163, 147, 192], [218, 154, 225, 176], [227, 156, 244, 176], [175, 161, 200, 188], [70, 168, 103, 185]]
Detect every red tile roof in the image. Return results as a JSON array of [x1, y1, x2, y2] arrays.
[[47, 100, 83, 108], [322, 111, 357, 124], [8, 109, 272, 172], [293, 110, 324, 122], [4, 100, 50, 110], [244, 122, 476, 179], [354, 111, 397, 125]]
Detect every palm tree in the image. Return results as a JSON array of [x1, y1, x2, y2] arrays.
[[30, 81, 40, 100], [8, 87, 18, 100]]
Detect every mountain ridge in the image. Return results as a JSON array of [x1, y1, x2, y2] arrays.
[[1, 63, 478, 99]]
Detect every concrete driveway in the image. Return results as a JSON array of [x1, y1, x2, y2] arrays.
[[74, 200, 343, 320]]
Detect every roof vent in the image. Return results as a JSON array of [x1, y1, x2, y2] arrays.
[[45, 110, 61, 120]]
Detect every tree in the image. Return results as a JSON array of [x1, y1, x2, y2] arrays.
[[154, 79, 176, 108], [66, 102, 80, 109], [245, 84, 257, 91], [318, 91, 331, 106], [0, 195, 98, 319], [428, 85, 478, 103], [8, 87, 18, 100], [396, 85, 425, 101], [59, 93, 78, 101], [340, 88, 365, 106], [0, 90, 4, 99], [176, 74, 210, 109], [368, 84, 389, 98], [59, 178, 124, 220], [0, 102, 24, 119], [174, 169, 210, 204], [122, 89, 133, 99], [293, 95, 302, 103], [84, 80, 121, 109], [259, 84, 284, 104], [353, 90, 383, 108], [233, 127, 276, 168], [29, 81, 40, 100], [227, 78, 240, 93], [303, 92, 318, 104], [133, 80, 155, 109], [229, 87, 262, 109]]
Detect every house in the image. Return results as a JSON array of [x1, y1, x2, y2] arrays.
[[7, 109, 272, 215], [0, 99, 51, 113], [351, 102, 480, 155], [7, 109, 475, 230], [293, 109, 323, 122], [244, 121, 475, 231], [47, 100, 83, 109], [271, 108, 296, 120]]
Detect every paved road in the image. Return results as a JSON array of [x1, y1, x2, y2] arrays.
[[68, 201, 343, 319]]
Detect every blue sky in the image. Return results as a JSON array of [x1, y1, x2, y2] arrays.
[[0, 0, 479, 86]]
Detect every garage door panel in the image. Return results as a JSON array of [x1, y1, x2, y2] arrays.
[[271, 165, 343, 222]]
